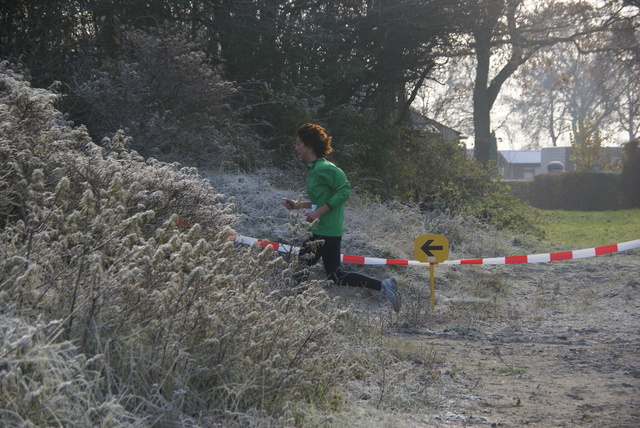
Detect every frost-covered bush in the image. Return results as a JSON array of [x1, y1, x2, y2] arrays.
[[0, 316, 139, 426], [0, 63, 350, 425], [69, 24, 260, 167]]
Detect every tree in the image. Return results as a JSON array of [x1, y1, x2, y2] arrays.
[[0, 0, 96, 87], [230, 0, 467, 123], [615, 62, 640, 140], [620, 139, 640, 207], [414, 56, 473, 129], [607, 9, 640, 140], [570, 119, 605, 171], [514, 52, 572, 148], [512, 1, 639, 148], [460, 0, 614, 164], [69, 24, 249, 165], [345, 0, 466, 123]]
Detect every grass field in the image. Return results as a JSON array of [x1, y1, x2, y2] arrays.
[[535, 208, 640, 249]]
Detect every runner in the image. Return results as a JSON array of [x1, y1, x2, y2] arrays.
[[283, 123, 401, 312]]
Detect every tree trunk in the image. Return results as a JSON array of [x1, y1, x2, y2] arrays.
[[473, 33, 493, 164]]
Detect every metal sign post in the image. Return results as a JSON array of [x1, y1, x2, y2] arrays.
[[414, 234, 449, 309], [429, 262, 436, 309]]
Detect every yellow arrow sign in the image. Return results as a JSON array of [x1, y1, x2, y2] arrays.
[[414, 234, 449, 263]]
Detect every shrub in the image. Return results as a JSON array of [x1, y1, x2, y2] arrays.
[[1, 62, 351, 425], [68, 24, 260, 168], [0, 316, 139, 426], [240, 86, 325, 168], [501, 180, 531, 202], [322, 110, 539, 235]]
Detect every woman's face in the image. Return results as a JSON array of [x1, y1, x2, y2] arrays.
[[295, 137, 315, 163]]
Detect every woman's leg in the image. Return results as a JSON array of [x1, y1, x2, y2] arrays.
[[312, 235, 400, 311], [319, 235, 382, 292]]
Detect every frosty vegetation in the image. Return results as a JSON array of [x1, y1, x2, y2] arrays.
[[1, 63, 532, 426], [69, 24, 261, 167]]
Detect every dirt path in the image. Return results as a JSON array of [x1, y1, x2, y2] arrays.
[[327, 250, 639, 427], [412, 335, 639, 427], [401, 254, 640, 427]]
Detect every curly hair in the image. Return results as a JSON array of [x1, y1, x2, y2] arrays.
[[296, 123, 334, 158]]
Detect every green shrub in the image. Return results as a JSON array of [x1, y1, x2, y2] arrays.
[[501, 180, 532, 202]]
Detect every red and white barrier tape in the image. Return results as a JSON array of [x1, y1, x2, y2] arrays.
[[231, 234, 640, 266]]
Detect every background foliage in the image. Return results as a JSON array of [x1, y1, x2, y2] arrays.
[[1, 35, 638, 426], [503, 140, 640, 211], [531, 171, 621, 210]]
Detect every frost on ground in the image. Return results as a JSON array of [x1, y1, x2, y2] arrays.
[[333, 253, 640, 427]]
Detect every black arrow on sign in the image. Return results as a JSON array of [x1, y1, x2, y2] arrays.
[[421, 239, 443, 257]]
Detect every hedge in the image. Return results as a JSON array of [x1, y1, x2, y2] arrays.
[[504, 172, 622, 211]]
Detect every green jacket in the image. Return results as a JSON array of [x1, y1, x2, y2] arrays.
[[306, 158, 351, 237]]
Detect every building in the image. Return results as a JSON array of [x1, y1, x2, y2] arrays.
[[409, 111, 465, 143], [498, 146, 622, 180], [540, 146, 574, 173], [498, 151, 542, 179]]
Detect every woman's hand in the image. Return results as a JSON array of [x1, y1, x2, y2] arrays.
[[305, 204, 330, 223], [305, 209, 321, 223]]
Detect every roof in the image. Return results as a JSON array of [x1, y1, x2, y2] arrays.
[[499, 150, 541, 165], [409, 110, 462, 136]]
